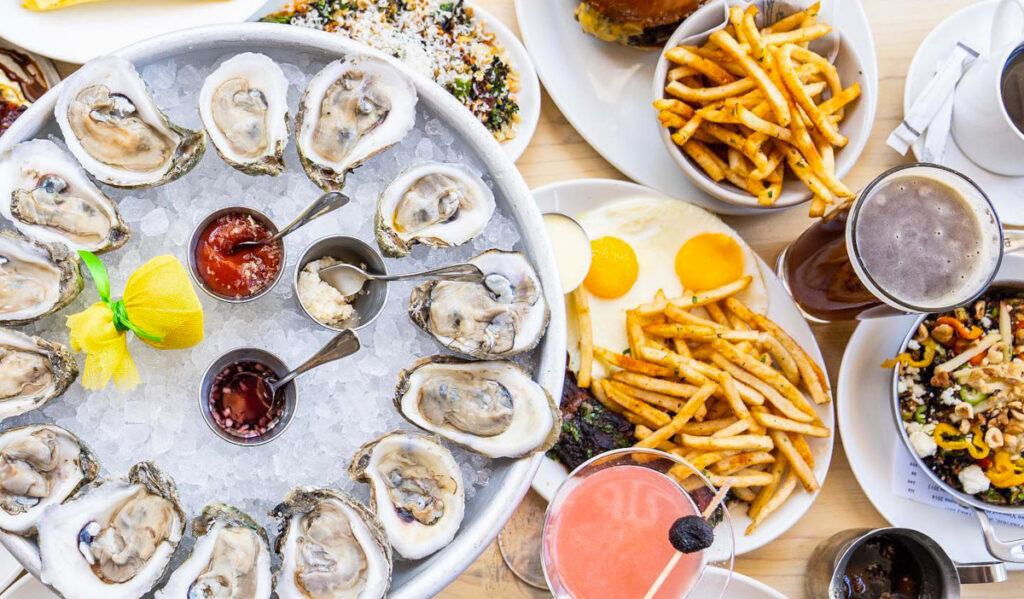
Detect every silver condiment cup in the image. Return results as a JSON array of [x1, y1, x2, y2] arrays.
[[806, 527, 1007, 598], [293, 235, 389, 332], [198, 347, 297, 446], [187, 206, 286, 304]]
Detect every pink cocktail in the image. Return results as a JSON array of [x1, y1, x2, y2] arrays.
[[542, 449, 734, 599]]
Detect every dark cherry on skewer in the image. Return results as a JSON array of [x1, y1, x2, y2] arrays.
[[669, 515, 714, 554]]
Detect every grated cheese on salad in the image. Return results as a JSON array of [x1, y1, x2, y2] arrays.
[[262, 0, 521, 143]]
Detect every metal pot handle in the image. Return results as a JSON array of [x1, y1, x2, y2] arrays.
[[955, 562, 1008, 584], [973, 507, 1024, 562]]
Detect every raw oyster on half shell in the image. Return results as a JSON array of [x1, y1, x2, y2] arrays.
[[54, 56, 205, 188], [296, 55, 417, 190], [37, 461, 186, 599], [0, 328, 78, 423], [0, 139, 130, 252], [0, 229, 82, 326], [156, 503, 273, 599], [272, 487, 392, 599], [394, 356, 560, 458], [409, 249, 549, 359], [0, 424, 98, 535], [199, 52, 290, 176], [350, 430, 464, 560], [375, 162, 495, 258]]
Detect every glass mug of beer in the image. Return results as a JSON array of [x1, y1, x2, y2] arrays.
[[778, 163, 1024, 322]]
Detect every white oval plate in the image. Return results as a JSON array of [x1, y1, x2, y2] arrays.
[[903, 0, 1024, 226], [699, 568, 790, 599], [250, 0, 540, 162], [0, 0, 268, 64], [514, 0, 879, 215], [531, 178, 834, 556], [0, 575, 56, 599], [837, 253, 1024, 570]]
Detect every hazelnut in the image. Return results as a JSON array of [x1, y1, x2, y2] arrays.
[[931, 324, 954, 344], [960, 419, 972, 434], [955, 402, 975, 421], [1012, 409, 1024, 422], [986, 427, 1005, 449]]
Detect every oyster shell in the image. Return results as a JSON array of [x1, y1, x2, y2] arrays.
[[0, 328, 78, 423], [0, 139, 130, 252], [38, 461, 186, 599], [375, 162, 495, 258], [0, 424, 98, 535], [199, 53, 290, 176], [54, 56, 205, 189], [395, 356, 560, 458], [156, 503, 273, 599], [296, 55, 417, 190], [272, 487, 392, 599], [350, 431, 464, 560], [0, 229, 82, 326], [409, 249, 549, 359]]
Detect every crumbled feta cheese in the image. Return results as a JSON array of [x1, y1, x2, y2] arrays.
[[897, 379, 908, 393], [940, 386, 958, 406], [906, 422, 938, 458], [958, 464, 991, 495], [908, 339, 921, 351], [982, 316, 993, 328]]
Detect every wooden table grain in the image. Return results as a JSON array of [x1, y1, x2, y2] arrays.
[[437, 1, 1024, 597]]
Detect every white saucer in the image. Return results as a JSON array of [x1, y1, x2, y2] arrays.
[[904, 0, 1024, 226], [514, 0, 878, 215], [251, 0, 540, 162], [530, 178, 834, 556], [838, 253, 1024, 571]]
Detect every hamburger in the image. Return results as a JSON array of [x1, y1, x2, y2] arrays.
[[574, 0, 703, 49]]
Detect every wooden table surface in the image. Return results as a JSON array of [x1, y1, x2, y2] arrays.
[[435, 1, 1024, 597]]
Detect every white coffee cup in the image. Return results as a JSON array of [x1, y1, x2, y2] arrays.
[[951, 0, 1024, 176]]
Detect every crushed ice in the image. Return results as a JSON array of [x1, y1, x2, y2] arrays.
[[6, 49, 531, 570]]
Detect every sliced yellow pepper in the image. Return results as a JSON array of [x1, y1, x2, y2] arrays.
[[986, 451, 1024, 488], [883, 339, 938, 369], [933, 423, 990, 459]]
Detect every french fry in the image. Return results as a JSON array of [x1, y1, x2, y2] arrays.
[[665, 46, 737, 85], [710, 30, 791, 125], [746, 470, 798, 534], [711, 418, 752, 437], [788, 431, 816, 468], [682, 140, 726, 181], [594, 347, 675, 378], [606, 380, 688, 413], [770, 429, 819, 492], [707, 469, 776, 487], [777, 44, 846, 146], [681, 434, 774, 451], [637, 277, 752, 316], [626, 311, 644, 361], [679, 417, 738, 436], [572, 286, 593, 389], [748, 456, 787, 519], [713, 451, 776, 475], [604, 381, 671, 428], [753, 411, 830, 437], [634, 383, 718, 449], [611, 371, 699, 398], [665, 304, 727, 329], [711, 340, 815, 421]]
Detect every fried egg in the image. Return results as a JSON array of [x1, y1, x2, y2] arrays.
[[567, 197, 769, 378]]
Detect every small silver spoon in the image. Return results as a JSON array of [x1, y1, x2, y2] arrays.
[[319, 262, 485, 297], [252, 329, 361, 409], [229, 191, 350, 255]]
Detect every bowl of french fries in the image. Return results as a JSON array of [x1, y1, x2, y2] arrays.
[[651, 0, 871, 216], [571, 273, 833, 542]]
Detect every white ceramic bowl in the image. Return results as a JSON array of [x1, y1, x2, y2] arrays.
[[652, 0, 873, 209]]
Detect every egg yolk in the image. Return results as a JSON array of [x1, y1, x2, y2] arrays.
[[675, 233, 745, 291], [584, 236, 639, 299]]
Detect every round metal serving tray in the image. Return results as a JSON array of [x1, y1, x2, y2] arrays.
[[0, 23, 566, 599]]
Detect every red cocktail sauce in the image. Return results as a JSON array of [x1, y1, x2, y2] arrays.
[[195, 212, 282, 299]]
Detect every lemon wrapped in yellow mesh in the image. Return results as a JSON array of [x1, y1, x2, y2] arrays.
[[67, 252, 204, 390]]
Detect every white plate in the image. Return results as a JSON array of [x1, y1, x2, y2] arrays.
[[251, 0, 540, 162], [0, 0, 268, 64], [530, 178, 834, 556], [837, 253, 1024, 570], [698, 568, 789, 599], [0, 575, 56, 599], [514, 0, 879, 215], [904, 0, 1024, 226]]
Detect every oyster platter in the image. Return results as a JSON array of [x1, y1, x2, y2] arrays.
[[0, 25, 563, 599]]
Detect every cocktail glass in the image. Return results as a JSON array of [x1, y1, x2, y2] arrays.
[[541, 448, 735, 599]]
